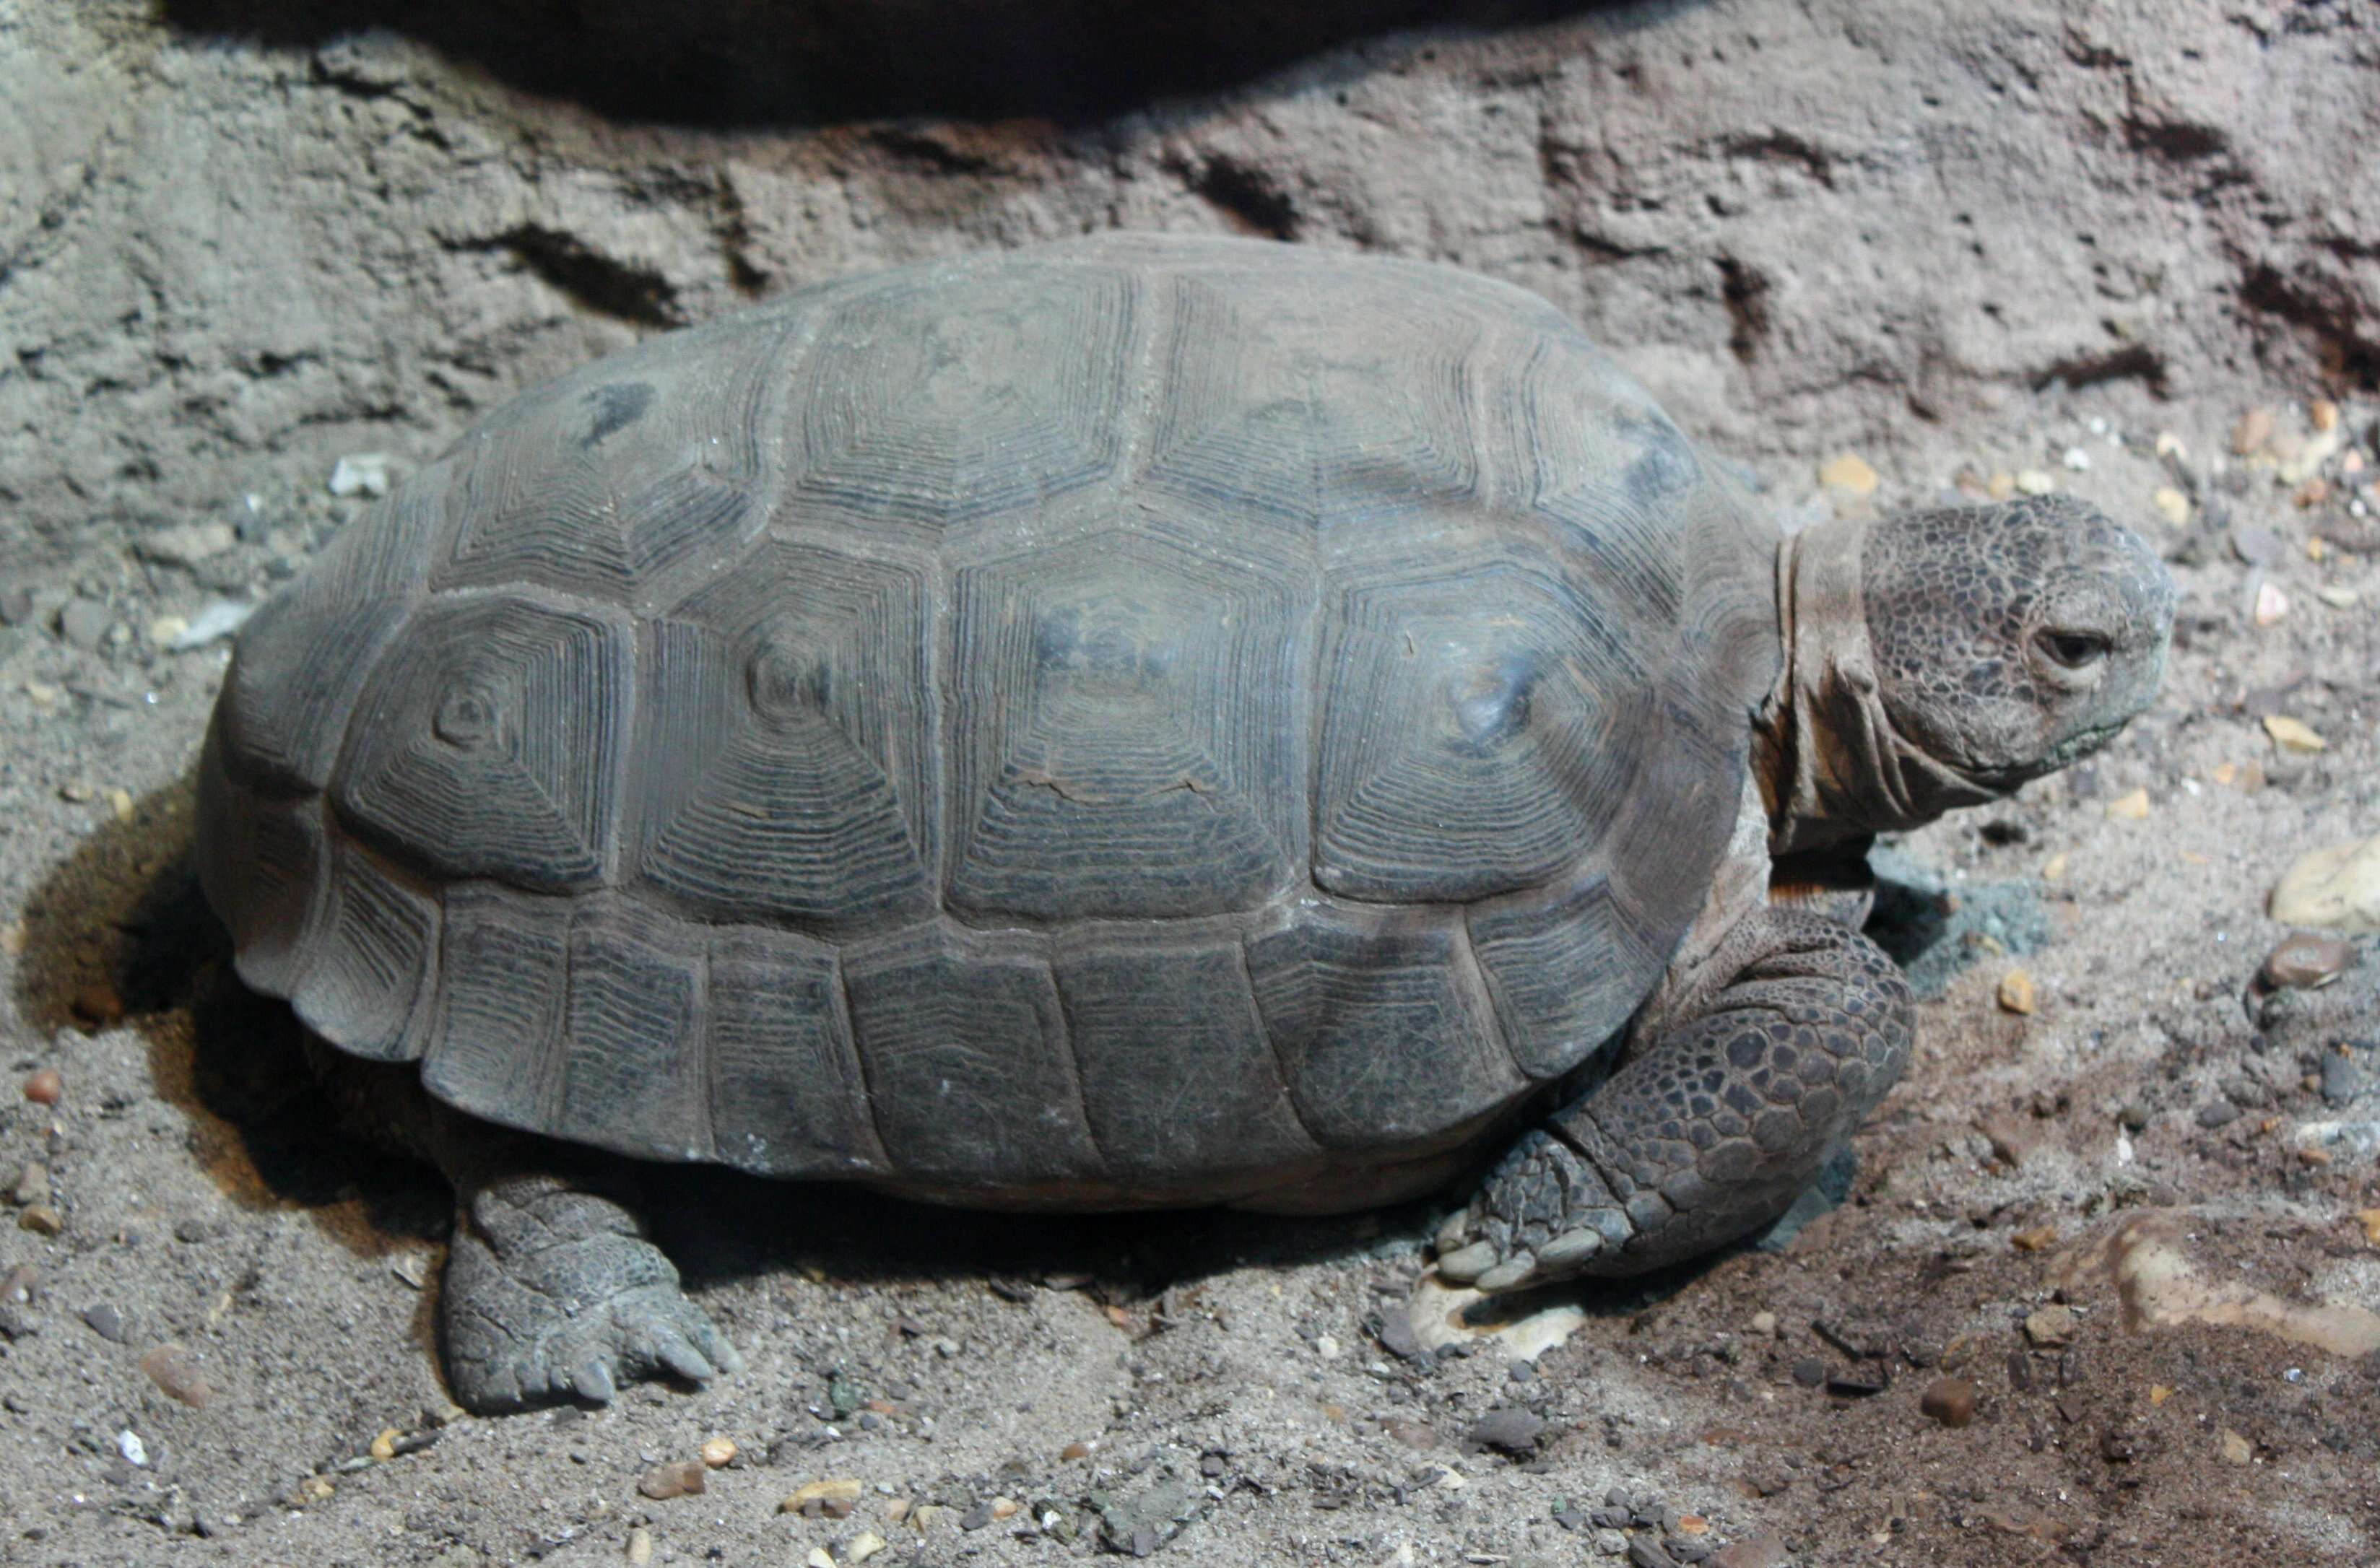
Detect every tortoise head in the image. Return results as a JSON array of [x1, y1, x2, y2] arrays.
[[1862, 495, 2176, 788], [1767, 495, 2174, 851]]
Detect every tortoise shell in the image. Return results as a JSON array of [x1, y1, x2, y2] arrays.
[[195, 234, 1780, 1208]]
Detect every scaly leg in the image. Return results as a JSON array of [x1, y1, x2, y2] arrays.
[[1435, 907, 1911, 1292]]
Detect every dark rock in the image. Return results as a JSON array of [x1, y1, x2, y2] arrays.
[[1463, 1406, 1548, 1455], [1629, 1538, 1680, 1568], [2194, 1099, 2241, 1128], [82, 1303, 127, 1343], [2262, 932, 2351, 991], [1374, 1305, 1425, 1362], [1791, 1357, 1828, 1388], [1709, 1538, 1791, 1568], [2322, 1048, 2370, 1108]]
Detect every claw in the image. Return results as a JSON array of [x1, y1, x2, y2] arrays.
[[1473, 1253, 1538, 1293], [653, 1328, 717, 1385], [1535, 1228, 1603, 1271], [1436, 1240, 1499, 1283], [572, 1357, 617, 1404], [1434, 1210, 1473, 1254]]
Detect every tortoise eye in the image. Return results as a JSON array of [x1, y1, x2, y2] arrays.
[[2036, 629, 2108, 669]]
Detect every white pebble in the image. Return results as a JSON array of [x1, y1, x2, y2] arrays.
[[118, 1430, 149, 1468], [2062, 446, 2092, 471], [329, 453, 394, 499], [170, 599, 256, 650]]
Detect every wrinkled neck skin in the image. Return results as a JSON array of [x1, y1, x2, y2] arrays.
[[1755, 513, 2006, 858]]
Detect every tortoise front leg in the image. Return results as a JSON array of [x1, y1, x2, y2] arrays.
[[1435, 907, 1912, 1292]]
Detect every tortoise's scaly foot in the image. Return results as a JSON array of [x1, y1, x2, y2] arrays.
[[440, 1175, 741, 1414], [1436, 908, 1911, 1294]]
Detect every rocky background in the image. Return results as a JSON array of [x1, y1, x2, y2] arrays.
[[1, 1, 2376, 1565]]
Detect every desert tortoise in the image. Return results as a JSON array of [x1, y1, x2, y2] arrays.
[[195, 233, 2174, 1411]]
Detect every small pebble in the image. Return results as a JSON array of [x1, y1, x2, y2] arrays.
[[140, 1343, 213, 1408], [1060, 1440, 1092, 1460], [82, 1302, 128, 1343], [1385, 1419, 1439, 1449], [2106, 788, 2151, 820], [2311, 398, 2340, 432], [2252, 581, 2290, 626], [1749, 1310, 1777, 1336], [2316, 585, 2361, 608], [625, 1526, 653, 1565], [782, 1478, 863, 1515], [2232, 525, 2286, 566], [2196, 1099, 2241, 1129], [700, 1436, 737, 1468], [2262, 715, 2325, 754], [847, 1533, 888, 1564], [71, 981, 124, 1027], [2015, 469, 2057, 495], [2355, 1210, 2380, 1246], [804, 1550, 834, 1568], [1708, 1538, 1789, 1568], [18, 1206, 64, 1237], [368, 1427, 401, 1460], [1462, 1406, 1547, 1454], [58, 598, 111, 651], [2220, 1428, 2253, 1465], [1817, 453, 1878, 495], [637, 1460, 705, 1501], [1919, 1377, 1978, 1428], [1791, 1356, 1827, 1388], [989, 1498, 1020, 1520], [2062, 446, 2090, 471], [2319, 1050, 2368, 1109], [2233, 408, 2275, 456], [2023, 1305, 2076, 1347], [9, 1162, 50, 1208], [2262, 932, 2350, 990], [2010, 1225, 2057, 1253], [329, 453, 394, 498], [22, 1068, 63, 1106], [2152, 487, 2191, 525], [1996, 970, 2037, 1015]]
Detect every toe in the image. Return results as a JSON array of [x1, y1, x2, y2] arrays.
[[1472, 1252, 1539, 1293], [651, 1327, 718, 1385], [1436, 1240, 1500, 1283]]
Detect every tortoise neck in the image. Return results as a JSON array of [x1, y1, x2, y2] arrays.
[[1758, 511, 2001, 856]]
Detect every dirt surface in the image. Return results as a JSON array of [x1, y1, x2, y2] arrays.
[[3, 1, 2377, 1564]]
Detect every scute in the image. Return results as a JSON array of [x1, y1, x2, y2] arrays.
[[778, 259, 1139, 544], [432, 314, 791, 610], [945, 518, 1306, 921], [333, 594, 633, 892], [634, 534, 937, 933]]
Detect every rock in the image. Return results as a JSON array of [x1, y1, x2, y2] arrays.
[[2262, 715, 2325, 753], [2311, 398, 2340, 432], [1375, 1304, 1425, 1361], [169, 598, 256, 650], [2219, 1428, 2253, 1465], [846, 1533, 888, 1563], [368, 1427, 400, 1460], [139, 1343, 212, 1408], [22, 1068, 62, 1107], [2321, 1049, 2369, 1109], [1996, 970, 2037, 1015], [146, 614, 188, 646], [2105, 787, 2151, 820], [2023, 1306, 2076, 1347], [2316, 585, 2359, 609], [1919, 1377, 1978, 1428], [2262, 932, 2350, 990], [2062, 445, 2091, 471], [2195, 1098, 2241, 1129], [1817, 453, 1877, 495], [329, 453, 395, 497], [137, 522, 236, 566], [82, 1303, 128, 1342], [1462, 1406, 1547, 1454], [2357, 1209, 2380, 1245], [2252, 581, 2290, 625], [1594, 1530, 1630, 1555], [57, 598, 111, 650], [1708, 1538, 1790, 1568], [0, 586, 30, 625], [72, 980, 124, 1026], [18, 1206, 64, 1237], [2015, 469, 2057, 495], [1975, 1111, 2033, 1166], [699, 1436, 737, 1468], [2152, 487, 2191, 525], [2231, 525, 2285, 566], [1749, 1310, 1778, 1336], [2232, 408, 2274, 456], [782, 1478, 863, 1515], [2010, 1225, 2057, 1253], [8, 1163, 50, 1208], [1060, 1440, 1093, 1460], [959, 1500, 994, 1531], [2272, 837, 2380, 932], [1629, 1538, 1680, 1568], [637, 1460, 705, 1500], [1791, 1357, 1827, 1388], [1384, 1419, 1439, 1449], [804, 1551, 833, 1568], [626, 1525, 653, 1564]]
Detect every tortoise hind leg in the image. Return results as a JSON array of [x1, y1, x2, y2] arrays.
[[303, 1042, 742, 1411], [1434, 907, 1912, 1292]]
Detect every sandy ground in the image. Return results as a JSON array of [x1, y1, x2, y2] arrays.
[[4, 1, 2380, 1564]]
